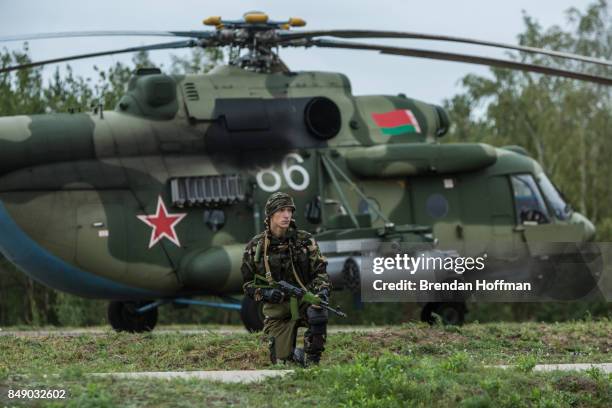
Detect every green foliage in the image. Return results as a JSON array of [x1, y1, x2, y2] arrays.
[[585, 366, 605, 383], [2, 321, 610, 374], [0, 322, 610, 407], [65, 382, 114, 408], [320, 353, 427, 407], [465, 302, 612, 323], [288, 351, 609, 407], [0, 45, 223, 116], [2, 367, 609, 408], [61, 366, 86, 380], [54, 293, 106, 327], [0, 43, 45, 115], [515, 354, 537, 373], [443, 351, 471, 372], [0, 365, 8, 380], [170, 47, 224, 75]]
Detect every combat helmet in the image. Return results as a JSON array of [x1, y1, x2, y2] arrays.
[[265, 192, 296, 219]]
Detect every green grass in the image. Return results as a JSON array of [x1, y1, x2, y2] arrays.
[[0, 321, 610, 407]]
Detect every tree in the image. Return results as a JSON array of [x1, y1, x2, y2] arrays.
[[170, 48, 223, 75]]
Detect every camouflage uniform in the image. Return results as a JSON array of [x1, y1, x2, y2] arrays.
[[241, 192, 331, 365]]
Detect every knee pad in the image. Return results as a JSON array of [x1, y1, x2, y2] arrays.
[[307, 306, 328, 335], [307, 306, 328, 324]]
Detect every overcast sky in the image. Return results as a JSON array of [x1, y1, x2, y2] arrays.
[[0, 0, 591, 105]]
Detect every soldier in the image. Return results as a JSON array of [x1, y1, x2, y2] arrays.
[[241, 192, 331, 366]]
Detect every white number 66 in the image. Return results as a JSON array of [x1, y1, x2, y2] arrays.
[[256, 153, 310, 192]]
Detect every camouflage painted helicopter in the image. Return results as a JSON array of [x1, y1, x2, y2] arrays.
[[0, 12, 609, 331]]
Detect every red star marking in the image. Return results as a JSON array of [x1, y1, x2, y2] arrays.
[[137, 196, 187, 249]]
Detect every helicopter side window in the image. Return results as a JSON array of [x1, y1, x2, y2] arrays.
[[510, 174, 550, 225], [537, 173, 572, 221]]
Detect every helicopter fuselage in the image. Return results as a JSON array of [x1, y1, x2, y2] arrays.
[[0, 65, 595, 302]]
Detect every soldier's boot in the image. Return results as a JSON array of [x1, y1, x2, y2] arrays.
[[268, 336, 295, 365], [292, 347, 306, 367], [305, 306, 328, 365], [268, 336, 278, 365], [304, 334, 325, 365]]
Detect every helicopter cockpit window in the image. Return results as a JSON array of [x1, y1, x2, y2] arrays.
[[537, 173, 572, 220], [510, 174, 550, 224]]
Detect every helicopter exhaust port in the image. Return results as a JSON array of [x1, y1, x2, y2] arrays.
[[304, 97, 342, 140], [205, 96, 342, 152]]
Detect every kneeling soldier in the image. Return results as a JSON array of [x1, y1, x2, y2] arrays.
[[241, 192, 331, 365]]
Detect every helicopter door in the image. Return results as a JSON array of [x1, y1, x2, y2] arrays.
[[485, 176, 519, 260]]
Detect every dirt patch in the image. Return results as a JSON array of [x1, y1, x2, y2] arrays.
[[554, 374, 599, 394], [357, 326, 468, 346], [541, 332, 611, 354]]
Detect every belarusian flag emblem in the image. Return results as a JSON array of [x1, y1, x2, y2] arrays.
[[371, 109, 422, 135]]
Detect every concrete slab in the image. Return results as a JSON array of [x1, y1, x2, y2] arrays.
[[493, 363, 612, 373], [91, 370, 294, 383], [90, 363, 612, 384]]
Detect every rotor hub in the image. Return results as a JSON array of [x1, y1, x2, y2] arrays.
[[201, 12, 306, 72]]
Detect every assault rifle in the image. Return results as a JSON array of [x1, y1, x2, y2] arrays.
[[276, 280, 347, 318]]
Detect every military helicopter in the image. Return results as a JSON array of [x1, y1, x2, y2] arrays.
[[0, 12, 609, 332]]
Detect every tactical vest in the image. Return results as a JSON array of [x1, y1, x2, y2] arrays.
[[253, 229, 313, 289]]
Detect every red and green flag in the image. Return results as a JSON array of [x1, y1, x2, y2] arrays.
[[371, 109, 422, 135]]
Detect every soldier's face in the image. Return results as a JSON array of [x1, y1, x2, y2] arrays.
[[270, 207, 293, 230]]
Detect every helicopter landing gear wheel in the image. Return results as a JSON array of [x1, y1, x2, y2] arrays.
[[107, 301, 158, 333], [420, 302, 466, 326], [240, 296, 265, 332], [342, 257, 361, 292]]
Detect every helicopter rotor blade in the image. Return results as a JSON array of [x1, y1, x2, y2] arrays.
[[304, 39, 612, 86], [0, 30, 213, 43], [279, 30, 612, 68], [0, 39, 199, 73]]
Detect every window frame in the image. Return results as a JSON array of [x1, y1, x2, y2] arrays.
[[535, 172, 572, 221], [509, 173, 552, 225]]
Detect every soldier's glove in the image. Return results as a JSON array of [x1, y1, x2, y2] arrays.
[[262, 288, 285, 304], [316, 288, 330, 303]]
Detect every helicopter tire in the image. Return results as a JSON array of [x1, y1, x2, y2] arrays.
[[420, 302, 466, 326], [240, 296, 265, 332], [107, 301, 158, 333]]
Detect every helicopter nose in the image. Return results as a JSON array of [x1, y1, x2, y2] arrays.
[[571, 212, 596, 241]]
